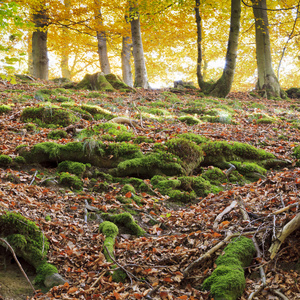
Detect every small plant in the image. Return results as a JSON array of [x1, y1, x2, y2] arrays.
[[24, 123, 36, 132], [58, 172, 83, 190]]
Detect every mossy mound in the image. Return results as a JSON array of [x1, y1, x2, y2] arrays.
[[201, 141, 275, 168], [59, 172, 83, 190], [47, 129, 67, 140], [201, 114, 233, 124], [202, 236, 256, 300], [104, 73, 135, 92], [230, 161, 266, 180], [177, 133, 209, 144], [151, 175, 221, 201], [19, 141, 142, 169], [0, 212, 61, 287], [0, 154, 13, 167], [178, 115, 201, 125], [248, 113, 276, 124], [21, 104, 79, 127], [61, 102, 114, 120], [202, 167, 228, 185]]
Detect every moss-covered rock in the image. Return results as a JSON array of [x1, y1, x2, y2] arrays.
[[202, 168, 228, 186], [102, 212, 145, 237], [165, 138, 204, 175], [21, 104, 79, 127], [230, 161, 266, 180], [202, 236, 256, 300], [286, 87, 300, 99], [105, 73, 135, 92], [0, 212, 63, 288], [58, 172, 83, 190], [201, 141, 275, 168], [57, 161, 86, 177], [0, 154, 13, 166]]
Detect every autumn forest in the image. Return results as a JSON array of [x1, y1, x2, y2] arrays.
[[0, 0, 300, 300]]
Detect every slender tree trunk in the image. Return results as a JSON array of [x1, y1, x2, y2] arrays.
[[32, 10, 49, 80], [27, 31, 33, 75], [252, 0, 283, 98], [60, 0, 71, 79], [122, 36, 133, 87], [209, 0, 241, 97], [94, 0, 110, 74], [129, 2, 149, 89]]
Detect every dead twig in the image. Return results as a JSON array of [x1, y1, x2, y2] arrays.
[[29, 170, 38, 186], [213, 200, 237, 230], [0, 238, 36, 294]]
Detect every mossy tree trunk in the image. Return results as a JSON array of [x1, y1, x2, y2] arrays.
[[195, 0, 241, 98], [252, 0, 284, 98], [32, 8, 49, 80]]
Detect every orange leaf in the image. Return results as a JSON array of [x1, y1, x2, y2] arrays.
[[163, 277, 173, 282], [125, 191, 132, 198], [221, 220, 230, 226], [212, 232, 222, 238], [113, 291, 120, 299], [70, 206, 78, 210], [68, 287, 78, 294], [63, 282, 69, 287], [133, 293, 143, 299], [177, 296, 188, 300]]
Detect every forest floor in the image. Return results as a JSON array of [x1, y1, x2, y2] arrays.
[[0, 79, 299, 300]]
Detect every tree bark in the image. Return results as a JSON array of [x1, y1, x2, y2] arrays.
[[209, 0, 241, 97], [195, 0, 241, 97], [60, 0, 71, 79], [27, 31, 33, 75], [32, 10, 49, 80], [129, 2, 149, 89], [94, 0, 111, 74], [121, 36, 133, 87], [252, 0, 283, 98]]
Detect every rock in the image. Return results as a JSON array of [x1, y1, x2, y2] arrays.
[[44, 273, 68, 289]]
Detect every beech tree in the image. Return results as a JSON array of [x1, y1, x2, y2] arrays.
[[196, 0, 241, 97], [251, 0, 284, 98], [129, 1, 149, 89]]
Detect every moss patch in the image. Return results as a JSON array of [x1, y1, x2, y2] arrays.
[[202, 236, 256, 300], [0, 104, 12, 114]]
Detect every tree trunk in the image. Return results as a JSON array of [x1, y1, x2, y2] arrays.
[[60, 0, 71, 79], [129, 3, 149, 89], [209, 0, 241, 97], [195, 0, 241, 97], [32, 10, 49, 80], [252, 0, 283, 98], [121, 36, 133, 87], [94, 0, 111, 74], [27, 31, 33, 75]]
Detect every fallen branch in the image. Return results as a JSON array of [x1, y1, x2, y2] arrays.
[[29, 170, 38, 186], [269, 212, 300, 259], [213, 200, 237, 230], [0, 237, 36, 294], [109, 117, 138, 126]]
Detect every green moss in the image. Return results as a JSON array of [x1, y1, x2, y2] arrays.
[[191, 176, 218, 197], [102, 212, 145, 237], [47, 129, 67, 140], [121, 184, 136, 194], [0, 104, 12, 114], [0, 154, 12, 166], [57, 161, 86, 177], [230, 161, 266, 178], [113, 152, 183, 177], [168, 190, 197, 203], [0, 212, 49, 268], [202, 237, 256, 300], [133, 136, 154, 144], [105, 73, 134, 92], [201, 114, 232, 124], [34, 262, 58, 285], [177, 133, 209, 144], [14, 156, 26, 164], [99, 221, 127, 282], [86, 91, 102, 98], [165, 138, 204, 175], [202, 168, 228, 185], [178, 115, 201, 125], [21, 105, 79, 127], [55, 96, 70, 102], [24, 123, 37, 131], [58, 172, 83, 190], [293, 145, 300, 159]]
